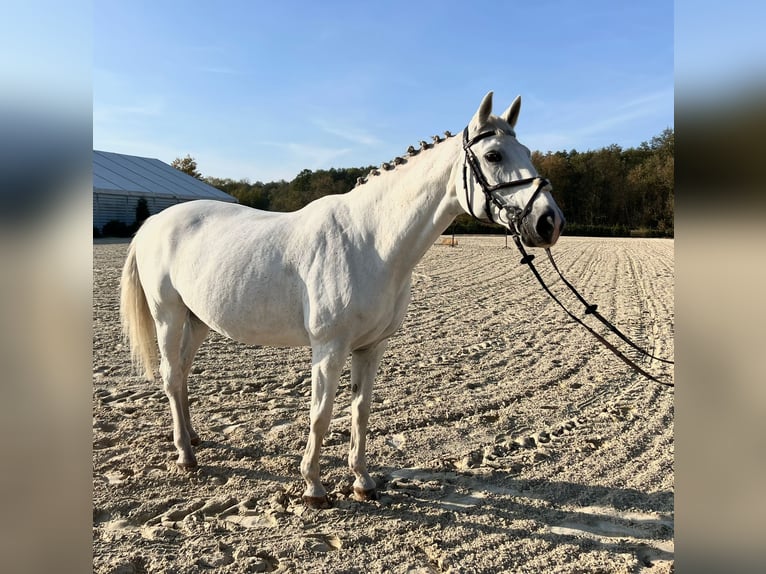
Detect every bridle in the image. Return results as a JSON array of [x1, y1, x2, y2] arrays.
[[460, 125, 674, 387], [461, 126, 550, 236]]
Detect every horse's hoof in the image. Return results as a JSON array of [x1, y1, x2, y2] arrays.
[[176, 459, 198, 472], [302, 495, 331, 509], [353, 486, 379, 502], [190, 436, 201, 446]]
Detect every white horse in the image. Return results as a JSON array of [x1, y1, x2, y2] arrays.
[[120, 92, 564, 507]]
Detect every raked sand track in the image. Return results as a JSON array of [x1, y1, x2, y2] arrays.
[[93, 235, 674, 573]]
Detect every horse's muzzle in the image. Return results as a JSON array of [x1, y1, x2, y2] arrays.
[[522, 208, 565, 247]]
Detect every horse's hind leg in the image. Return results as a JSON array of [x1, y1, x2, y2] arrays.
[[180, 313, 209, 446], [155, 304, 197, 469], [349, 340, 387, 501]]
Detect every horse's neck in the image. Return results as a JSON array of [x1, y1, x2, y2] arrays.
[[347, 137, 463, 274]]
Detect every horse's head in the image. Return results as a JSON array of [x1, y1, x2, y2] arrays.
[[454, 91, 565, 248]]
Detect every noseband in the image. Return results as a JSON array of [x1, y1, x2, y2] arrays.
[[462, 126, 549, 235]]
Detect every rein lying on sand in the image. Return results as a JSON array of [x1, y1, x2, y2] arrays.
[[512, 236, 675, 388]]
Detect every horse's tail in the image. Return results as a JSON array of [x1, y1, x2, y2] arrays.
[[120, 239, 158, 381]]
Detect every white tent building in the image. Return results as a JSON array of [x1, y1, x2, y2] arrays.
[[93, 150, 237, 232]]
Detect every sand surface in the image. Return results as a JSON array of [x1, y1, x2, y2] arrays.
[[93, 236, 674, 573]]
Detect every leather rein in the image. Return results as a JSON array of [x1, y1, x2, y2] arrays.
[[461, 126, 674, 388]]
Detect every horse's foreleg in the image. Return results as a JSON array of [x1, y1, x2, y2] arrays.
[[349, 341, 387, 501], [156, 309, 197, 470], [301, 344, 346, 508], [179, 314, 209, 446]]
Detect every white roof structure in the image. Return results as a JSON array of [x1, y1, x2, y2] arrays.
[[93, 150, 236, 202], [93, 150, 237, 232]]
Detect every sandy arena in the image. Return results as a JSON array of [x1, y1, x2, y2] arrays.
[[93, 235, 674, 573]]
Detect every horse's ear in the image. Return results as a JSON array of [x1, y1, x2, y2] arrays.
[[469, 91, 494, 134], [501, 96, 522, 129]]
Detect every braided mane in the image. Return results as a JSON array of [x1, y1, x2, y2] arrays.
[[353, 130, 456, 188]]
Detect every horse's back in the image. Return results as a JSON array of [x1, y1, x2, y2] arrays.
[[134, 200, 289, 279], [142, 199, 278, 235]]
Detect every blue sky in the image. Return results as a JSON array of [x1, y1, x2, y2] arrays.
[[93, 0, 674, 182]]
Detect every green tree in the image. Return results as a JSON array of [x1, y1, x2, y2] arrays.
[[532, 129, 673, 236], [171, 154, 203, 179]]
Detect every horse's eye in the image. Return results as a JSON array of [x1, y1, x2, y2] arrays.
[[484, 150, 502, 163]]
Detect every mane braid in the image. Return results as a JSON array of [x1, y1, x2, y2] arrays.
[[354, 130, 456, 187]]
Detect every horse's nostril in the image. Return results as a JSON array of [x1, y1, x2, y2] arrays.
[[536, 209, 556, 242]]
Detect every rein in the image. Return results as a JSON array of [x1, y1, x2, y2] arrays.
[[512, 237, 674, 387], [461, 126, 675, 388]]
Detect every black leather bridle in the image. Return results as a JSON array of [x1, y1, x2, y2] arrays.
[[461, 126, 550, 235], [461, 125, 674, 387]]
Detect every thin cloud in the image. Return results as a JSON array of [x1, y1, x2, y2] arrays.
[[311, 118, 382, 147], [617, 88, 674, 111], [93, 100, 164, 123], [241, 141, 352, 181], [528, 88, 673, 148], [283, 141, 353, 168], [196, 66, 243, 76], [578, 89, 672, 137]]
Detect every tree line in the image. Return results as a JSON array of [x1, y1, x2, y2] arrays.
[[205, 166, 373, 213], [530, 128, 673, 237], [190, 128, 673, 237]]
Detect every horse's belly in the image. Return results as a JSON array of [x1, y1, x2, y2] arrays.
[[209, 297, 309, 346], [214, 322, 310, 347], [185, 283, 310, 348]]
